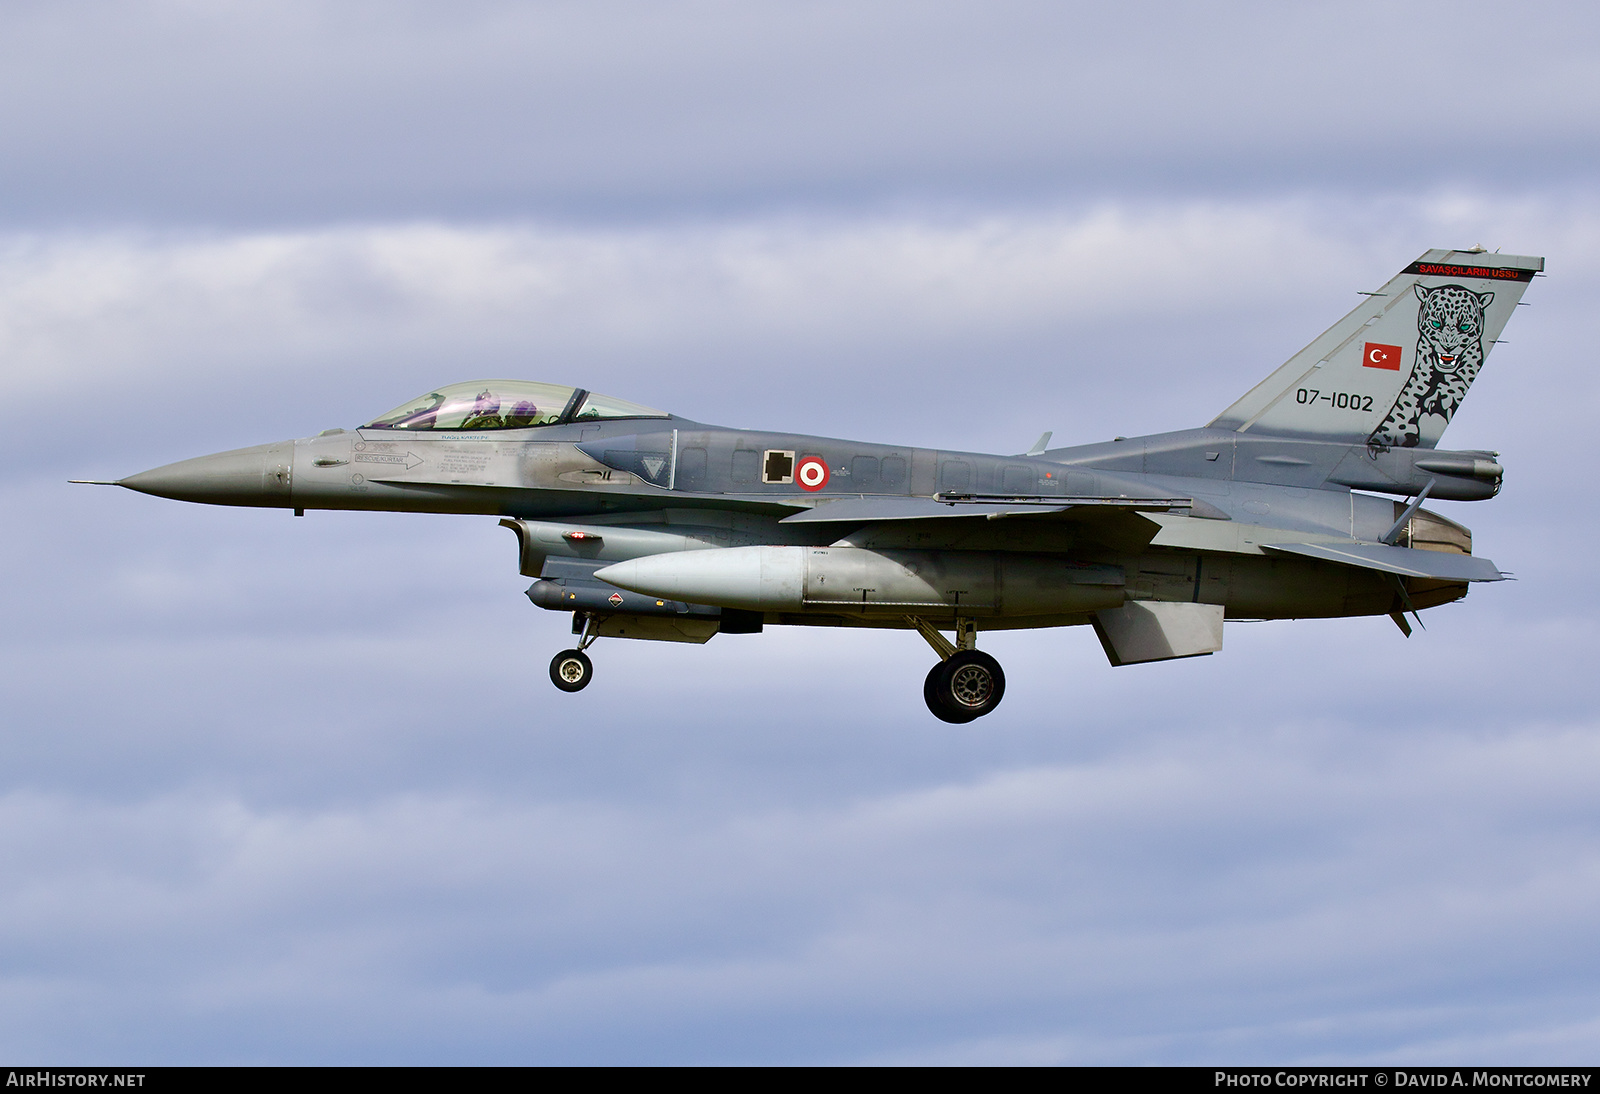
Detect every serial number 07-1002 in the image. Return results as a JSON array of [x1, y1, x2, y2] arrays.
[[1297, 389, 1373, 411]]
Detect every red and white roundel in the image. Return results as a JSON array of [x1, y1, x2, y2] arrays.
[[796, 456, 830, 491]]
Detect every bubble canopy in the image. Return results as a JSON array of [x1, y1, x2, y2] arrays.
[[362, 381, 668, 432]]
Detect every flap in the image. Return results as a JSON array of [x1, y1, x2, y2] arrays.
[[1262, 541, 1503, 582]]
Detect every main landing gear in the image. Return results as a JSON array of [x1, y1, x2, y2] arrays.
[[549, 614, 600, 693], [909, 616, 1005, 723], [547, 611, 1006, 719]]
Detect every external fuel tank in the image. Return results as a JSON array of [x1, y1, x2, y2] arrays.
[[594, 546, 1126, 617]]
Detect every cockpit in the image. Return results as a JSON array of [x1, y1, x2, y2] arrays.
[[362, 380, 669, 432]]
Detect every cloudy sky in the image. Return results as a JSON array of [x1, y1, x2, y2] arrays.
[[2, 0, 1599, 1064]]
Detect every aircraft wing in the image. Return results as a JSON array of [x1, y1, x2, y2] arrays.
[[778, 494, 1191, 524], [1262, 541, 1504, 582], [780, 495, 1193, 554]]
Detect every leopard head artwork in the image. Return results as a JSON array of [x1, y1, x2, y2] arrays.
[[1415, 283, 1493, 374]]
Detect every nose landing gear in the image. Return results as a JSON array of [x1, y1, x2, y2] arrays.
[[908, 616, 1006, 722], [550, 648, 593, 691], [549, 613, 600, 693]]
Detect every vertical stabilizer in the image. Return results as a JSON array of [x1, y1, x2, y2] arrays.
[[1210, 250, 1543, 448]]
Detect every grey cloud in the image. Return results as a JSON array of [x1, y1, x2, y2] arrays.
[[0, 2, 1595, 225], [11, 192, 1586, 468], [2, 194, 1597, 1060], [3, 709, 1600, 1062]]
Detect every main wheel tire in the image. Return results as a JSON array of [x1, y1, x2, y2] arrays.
[[929, 650, 1005, 720], [925, 662, 977, 723], [549, 648, 593, 692]]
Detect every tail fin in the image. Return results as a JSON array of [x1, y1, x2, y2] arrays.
[[1209, 249, 1543, 448]]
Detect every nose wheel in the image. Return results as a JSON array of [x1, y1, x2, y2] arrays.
[[549, 612, 600, 693], [550, 648, 593, 691]]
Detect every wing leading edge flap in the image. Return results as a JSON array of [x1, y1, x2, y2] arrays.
[[1262, 541, 1503, 582]]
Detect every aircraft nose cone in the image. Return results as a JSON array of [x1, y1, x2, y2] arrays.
[[119, 441, 294, 507]]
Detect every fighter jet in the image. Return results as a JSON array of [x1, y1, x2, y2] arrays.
[[81, 248, 1538, 722]]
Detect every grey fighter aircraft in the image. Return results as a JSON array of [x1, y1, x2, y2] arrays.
[[81, 248, 1539, 721]]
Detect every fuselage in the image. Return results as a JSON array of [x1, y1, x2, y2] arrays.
[[119, 412, 1484, 629], [100, 244, 1537, 716]]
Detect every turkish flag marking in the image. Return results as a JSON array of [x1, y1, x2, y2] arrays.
[[1363, 342, 1402, 370]]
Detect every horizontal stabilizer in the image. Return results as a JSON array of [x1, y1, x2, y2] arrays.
[[1092, 601, 1224, 666], [1262, 541, 1503, 582]]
